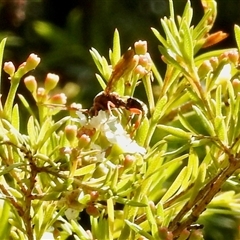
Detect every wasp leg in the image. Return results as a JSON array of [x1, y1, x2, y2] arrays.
[[127, 108, 143, 135], [107, 101, 116, 115]]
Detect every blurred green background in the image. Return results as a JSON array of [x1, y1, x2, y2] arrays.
[[0, 0, 239, 109], [1, 1, 240, 239]]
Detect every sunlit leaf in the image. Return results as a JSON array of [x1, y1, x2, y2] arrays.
[[157, 125, 191, 140], [234, 24, 240, 51]]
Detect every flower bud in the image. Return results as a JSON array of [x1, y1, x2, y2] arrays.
[[3, 61, 15, 77], [134, 65, 147, 77], [209, 57, 219, 70], [24, 75, 37, 93], [65, 125, 78, 143], [138, 53, 152, 70], [59, 147, 72, 155], [25, 53, 40, 72], [149, 200, 156, 213], [178, 229, 190, 240], [203, 31, 228, 48], [198, 60, 213, 79], [219, 52, 229, 62], [228, 50, 239, 66], [49, 93, 67, 105], [44, 73, 59, 92], [36, 87, 47, 103], [158, 227, 173, 240], [89, 191, 99, 202], [188, 230, 203, 240], [123, 154, 136, 169], [77, 133, 91, 148], [86, 205, 100, 217], [134, 40, 147, 55], [232, 78, 240, 94]]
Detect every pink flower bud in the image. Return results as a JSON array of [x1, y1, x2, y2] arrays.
[[198, 60, 213, 79], [3, 61, 15, 77], [25, 53, 40, 71], [44, 73, 59, 92], [24, 75, 37, 93], [49, 93, 67, 105], [209, 57, 219, 70], [178, 228, 190, 239], [134, 65, 147, 77], [78, 134, 91, 148], [123, 154, 136, 168], [228, 50, 239, 66], [59, 147, 72, 155], [232, 78, 240, 94], [158, 227, 173, 240], [65, 125, 78, 143], [138, 53, 152, 69], [89, 191, 99, 202], [134, 40, 147, 55], [36, 87, 47, 103]]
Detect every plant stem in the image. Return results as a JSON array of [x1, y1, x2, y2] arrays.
[[170, 155, 240, 238]]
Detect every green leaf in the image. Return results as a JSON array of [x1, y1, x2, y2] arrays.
[[111, 28, 121, 66], [161, 166, 188, 202], [71, 219, 90, 240], [41, 191, 62, 201], [178, 112, 198, 134], [157, 125, 191, 140], [192, 105, 215, 136], [151, 27, 171, 50], [180, 21, 194, 66], [12, 104, 20, 131], [0, 201, 10, 239], [90, 48, 105, 76], [193, 10, 213, 41], [143, 196, 158, 238], [18, 94, 35, 117], [214, 116, 227, 144], [135, 117, 149, 146], [215, 85, 222, 117], [74, 163, 96, 176], [189, 163, 206, 205], [27, 116, 37, 146], [188, 148, 199, 181], [152, 95, 168, 122], [158, 46, 184, 73], [36, 116, 70, 150], [125, 220, 154, 240], [234, 24, 240, 51], [0, 38, 7, 93], [95, 73, 106, 90], [107, 198, 114, 240], [161, 18, 180, 55], [114, 196, 147, 207], [181, 0, 193, 27]]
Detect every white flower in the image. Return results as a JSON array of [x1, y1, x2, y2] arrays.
[[215, 63, 231, 85], [97, 112, 146, 154], [79, 110, 146, 155], [89, 110, 111, 128], [76, 111, 88, 125]]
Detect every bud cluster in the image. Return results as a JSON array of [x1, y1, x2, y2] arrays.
[[24, 72, 67, 106], [134, 40, 152, 78]]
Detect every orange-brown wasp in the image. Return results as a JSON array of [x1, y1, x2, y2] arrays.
[[89, 48, 148, 129]]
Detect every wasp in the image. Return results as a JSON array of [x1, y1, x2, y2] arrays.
[[89, 48, 148, 129]]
